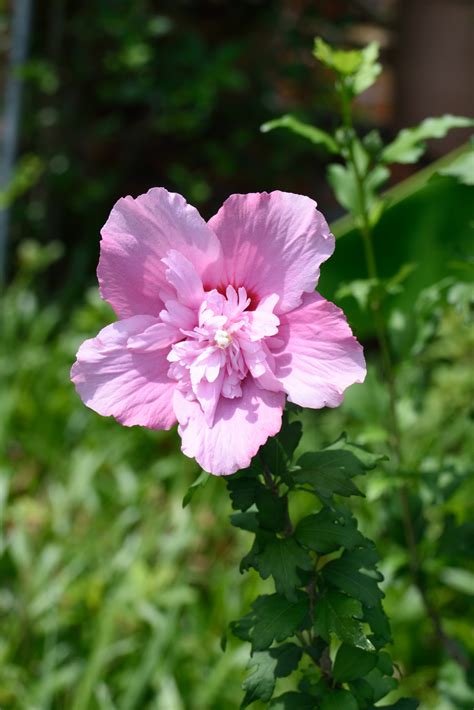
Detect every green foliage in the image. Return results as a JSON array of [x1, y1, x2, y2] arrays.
[[261, 115, 338, 154], [231, 593, 310, 652], [182, 469, 210, 507], [382, 115, 474, 164], [245, 536, 313, 601], [295, 508, 364, 553], [229, 431, 407, 707], [332, 644, 378, 682], [313, 38, 381, 96], [242, 644, 302, 707], [314, 591, 374, 651], [437, 140, 474, 185]]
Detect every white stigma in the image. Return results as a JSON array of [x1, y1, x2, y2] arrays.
[[214, 329, 232, 349]]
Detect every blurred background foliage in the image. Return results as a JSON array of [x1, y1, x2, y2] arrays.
[[0, 0, 473, 708]]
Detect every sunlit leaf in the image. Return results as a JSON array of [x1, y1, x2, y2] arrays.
[[382, 115, 474, 164], [314, 590, 374, 651], [261, 114, 338, 154], [242, 643, 302, 707]]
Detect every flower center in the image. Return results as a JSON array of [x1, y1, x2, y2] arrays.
[[214, 328, 232, 349], [163, 283, 280, 426]]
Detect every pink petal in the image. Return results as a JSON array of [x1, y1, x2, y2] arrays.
[[270, 292, 366, 408], [207, 191, 334, 314], [162, 249, 205, 308], [174, 378, 285, 475], [71, 315, 176, 429], [98, 188, 222, 318], [127, 322, 180, 352]]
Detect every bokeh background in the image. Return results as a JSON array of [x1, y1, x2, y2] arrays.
[[1, 1, 473, 708]]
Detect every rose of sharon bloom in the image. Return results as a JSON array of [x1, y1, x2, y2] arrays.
[[71, 189, 366, 475]]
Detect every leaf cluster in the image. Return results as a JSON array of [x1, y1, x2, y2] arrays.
[[227, 423, 416, 708]]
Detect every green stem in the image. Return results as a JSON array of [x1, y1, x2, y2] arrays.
[[339, 82, 468, 669]]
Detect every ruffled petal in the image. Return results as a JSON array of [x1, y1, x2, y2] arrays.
[[127, 322, 180, 352], [270, 293, 366, 408], [98, 188, 222, 318], [207, 191, 334, 314], [71, 315, 176, 429], [174, 378, 285, 475]]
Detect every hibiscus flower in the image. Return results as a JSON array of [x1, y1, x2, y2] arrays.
[[71, 189, 366, 475]]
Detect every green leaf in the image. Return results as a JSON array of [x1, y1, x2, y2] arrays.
[[313, 38, 381, 95], [438, 141, 474, 185], [254, 536, 313, 601], [363, 603, 392, 649], [327, 164, 359, 214], [278, 415, 303, 461], [242, 643, 302, 707], [295, 507, 365, 554], [332, 644, 378, 682], [295, 442, 381, 504], [182, 470, 210, 508], [314, 591, 374, 651], [227, 468, 264, 511], [322, 547, 384, 607], [231, 593, 310, 652], [336, 278, 380, 311], [352, 42, 382, 95], [261, 438, 289, 479], [256, 488, 288, 532], [327, 163, 388, 216], [380, 700, 419, 710], [321, 689, 358, 710], [326, 435, 386, 470], [382, 115, 474, 164], [314, 37, 363, 75], [230, 511, 259, 533], [261, 114, 339, 154], [361, 667, 397, 702], [270, 692, 317, 709]]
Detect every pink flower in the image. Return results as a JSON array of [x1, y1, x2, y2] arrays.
[[71, 189, 366, 475]]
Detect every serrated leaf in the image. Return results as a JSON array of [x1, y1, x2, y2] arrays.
[[231, 593, 310, 652], [363, 602, 392, 649], [227, 469, 264, 511], [314, 591, 374, 651], [182, 470, 210, 508], [254, 536, 313, 600], [242, 643, 302, 707], [295, 447, 371, 503], [321, 689, 358, 710], [295, 508, 365, 554], [322, 547, 384, 607], [382, 115, 474, 164], [270, 691, 317, 709], [261, 114, 338, 153], [333, 644, 378, 682]]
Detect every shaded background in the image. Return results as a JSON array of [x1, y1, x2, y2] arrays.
[[1, 1, 473, 708]]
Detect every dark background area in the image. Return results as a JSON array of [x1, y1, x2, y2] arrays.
[[2, 0, 473, 300]]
